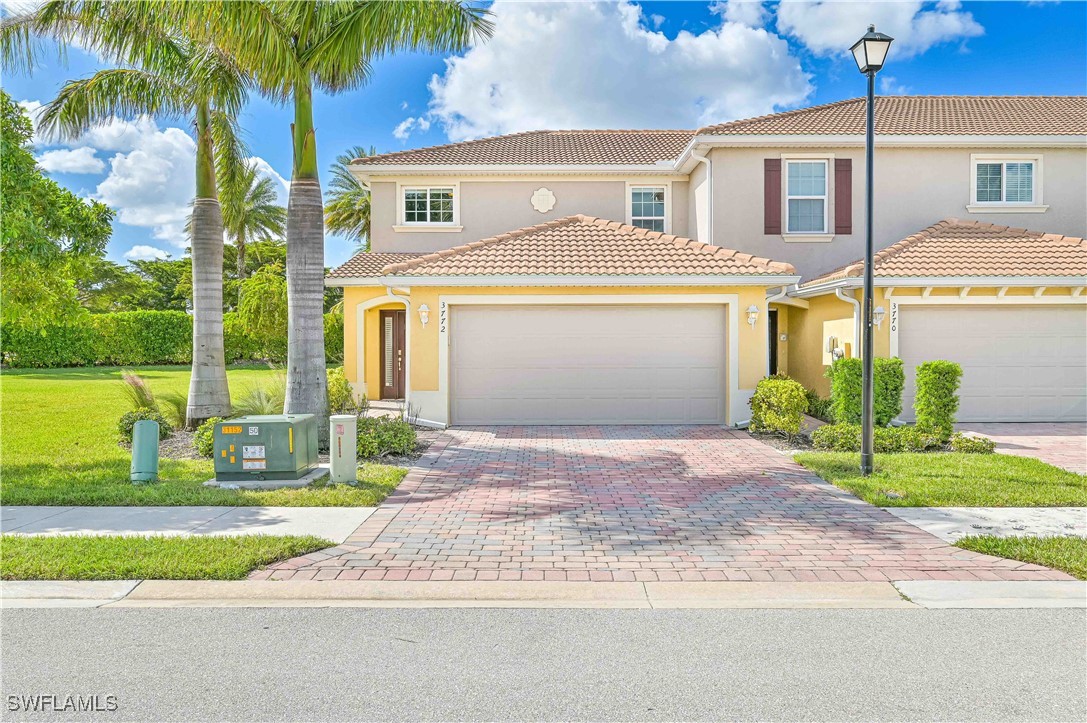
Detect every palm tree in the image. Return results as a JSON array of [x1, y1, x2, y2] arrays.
[[219, 160, 287, 298], [325, 145, 374, 251], [3, 1, 248, 428], [182, 1, 492, 440]]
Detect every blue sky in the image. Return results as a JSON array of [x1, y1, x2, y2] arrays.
[[4, 0, 1085, 268]]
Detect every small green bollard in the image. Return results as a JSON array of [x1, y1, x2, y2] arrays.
[[130, 419, 160, 484]]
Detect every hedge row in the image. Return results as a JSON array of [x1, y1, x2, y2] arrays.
[[2, 311, 344, 368]]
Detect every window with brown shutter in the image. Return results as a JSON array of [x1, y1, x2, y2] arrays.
[[764, 158, 781, 234], [834, 159, 852, 234]]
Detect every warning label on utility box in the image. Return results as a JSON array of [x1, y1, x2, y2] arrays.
[[242, 445, 265, 459], [242, 459, 267, 470]]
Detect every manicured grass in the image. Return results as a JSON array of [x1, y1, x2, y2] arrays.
[[0, 534, 332, 580], [955, 536, 1087, 580], [1, 366, 406, 506], [794, 452, 1087, 507]]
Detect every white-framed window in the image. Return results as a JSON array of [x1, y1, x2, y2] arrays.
[[402, 186, 455, 225], [629, 185, 667, 232], [786, 159, 828, 234], [971, 156, 1039, 206]]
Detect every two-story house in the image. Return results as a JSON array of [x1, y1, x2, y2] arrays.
[[327, 96, 1087, 427]]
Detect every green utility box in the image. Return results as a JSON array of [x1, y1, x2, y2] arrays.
[[213, 415, 318, 482]]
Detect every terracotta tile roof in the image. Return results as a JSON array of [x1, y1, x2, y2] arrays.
[[700, 96, 1087, 136], [327, 252, 424, 279], [803, 219, 1087, 286], [381, 215, 796, 277], [351, 129, 694, 166]]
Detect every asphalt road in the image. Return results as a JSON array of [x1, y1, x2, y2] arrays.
[[2, 608, 1084, 722]]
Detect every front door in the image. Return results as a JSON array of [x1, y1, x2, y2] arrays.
[[380, 310, 406, 399], [768, 309, 779, 375]]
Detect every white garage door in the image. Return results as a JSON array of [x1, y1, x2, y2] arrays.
[[450, 305, 727, 424], [898, 305, 1087, 422]]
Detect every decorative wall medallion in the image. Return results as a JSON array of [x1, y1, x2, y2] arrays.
[[530, 187, 556, 213]]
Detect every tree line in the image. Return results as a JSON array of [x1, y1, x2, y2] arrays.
[[1, 1, 493, 436]]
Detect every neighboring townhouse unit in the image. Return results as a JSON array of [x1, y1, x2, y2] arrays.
[[328, 95, 1087, 427]]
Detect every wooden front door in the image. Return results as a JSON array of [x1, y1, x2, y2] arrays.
[[380, 310, 406, 399]]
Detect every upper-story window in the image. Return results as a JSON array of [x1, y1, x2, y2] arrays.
[[403, 186, 454, 224], [630, 186, 666, 232], [786, 160, 827, 234], [973, 158, 1035, 204]]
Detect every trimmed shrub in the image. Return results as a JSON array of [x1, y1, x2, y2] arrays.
[[805, 388, 833, 423], [827, 357, 905, 426], [91, 311, 192, 365], [327, 366, 361, 415], [949, 432, 996, 454], [193, 417, 223, 458], [914, 360, 963, 441], [118, 408, 171, 443], [812, 423, 941, 453], [0, 322, 99, 367], [357, 416, 416, 459], [223, 311, 261, 363], [749, 376, 808, 437], [324, 312, 344, 363]]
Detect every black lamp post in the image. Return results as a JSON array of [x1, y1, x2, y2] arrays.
[[850, 25, 893, 476]]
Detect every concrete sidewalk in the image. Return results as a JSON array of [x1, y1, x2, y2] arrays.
[[0, 506, 376, 543], [884, 507, 1087, 542], [3, 579, 1084, 609]]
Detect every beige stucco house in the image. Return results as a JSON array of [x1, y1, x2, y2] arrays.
[[328, 96, 1087, 427]]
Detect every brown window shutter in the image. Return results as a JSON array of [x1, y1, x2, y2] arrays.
[[834, 159, 852, 234], [764, 159, 781, 235]]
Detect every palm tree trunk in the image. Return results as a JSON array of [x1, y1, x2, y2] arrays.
[[186, 101, 231, 428], [284, 79, 328, 445]]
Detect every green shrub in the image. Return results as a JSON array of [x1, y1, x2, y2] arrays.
[[223, 312, 261, 363], [914, 360, 963, 441], [949, 432, 995, 454], [327, 366, 361, 415], [812, 423, 941, 453], [193, 417, 223, 458], [749, 376, 808, 437], [357, 416, 416, 459], [324, 312, 344, 363], [118, 408, 171, 443], [91, 311, 192, 365], [805, 388, 833, 422], [827, 357, 905, 426], [0, 322, 99, 367]]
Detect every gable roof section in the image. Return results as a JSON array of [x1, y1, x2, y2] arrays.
[[351, 129, 694, 166], [379, 215, 795, 278], [802, 219, 1087, 287], [326, 252, 424, 280], [699, 96, 1087, 136]]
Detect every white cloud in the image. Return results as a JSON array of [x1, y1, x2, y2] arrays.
[[124, 244, 170, 261], [392, 115, 431, 141], [246, 156, 290, 203], [35, 146, 105, 174], [419, 0, 811, 142], [94, 126, 196, 249], [775, 0, 983, 58], [711, 0, 768, 28], [879, 75, 912, 95]]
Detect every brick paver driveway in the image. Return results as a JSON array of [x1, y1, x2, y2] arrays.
[[257, 427, 1072, 582], [959, 423, 1087, 474]]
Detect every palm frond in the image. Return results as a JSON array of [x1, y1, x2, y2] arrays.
[[324, 144, 372, 249]]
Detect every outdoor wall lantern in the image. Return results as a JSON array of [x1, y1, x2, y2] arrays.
[[746, 305, 759, 328], [418, 304, 430, 327], [873, 305, 886, 329]]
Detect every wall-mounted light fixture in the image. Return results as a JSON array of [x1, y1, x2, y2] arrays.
[[873, 305, 886, 329], [418, 304, 430, 327], [746, 305, 759, 328]]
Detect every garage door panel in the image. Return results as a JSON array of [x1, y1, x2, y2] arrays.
[[899, 305, 1086, 422], [450, 305, 727, 425]]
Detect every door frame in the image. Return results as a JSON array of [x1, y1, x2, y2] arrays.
[[379, 309, 406, 400], [432, 294, 743, 427]]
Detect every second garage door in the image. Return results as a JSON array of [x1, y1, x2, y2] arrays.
[[898, 305, 1087, 422], [450, 305, 727, 425]]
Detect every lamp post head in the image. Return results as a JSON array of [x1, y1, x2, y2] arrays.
[[850, 25, 894, 74]]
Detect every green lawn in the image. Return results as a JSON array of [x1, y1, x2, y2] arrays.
[[0, 534, 332, 580], [1, 365, 406, 506], [794, 452, 1087, 507], [955, 536, 1087, 580]]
